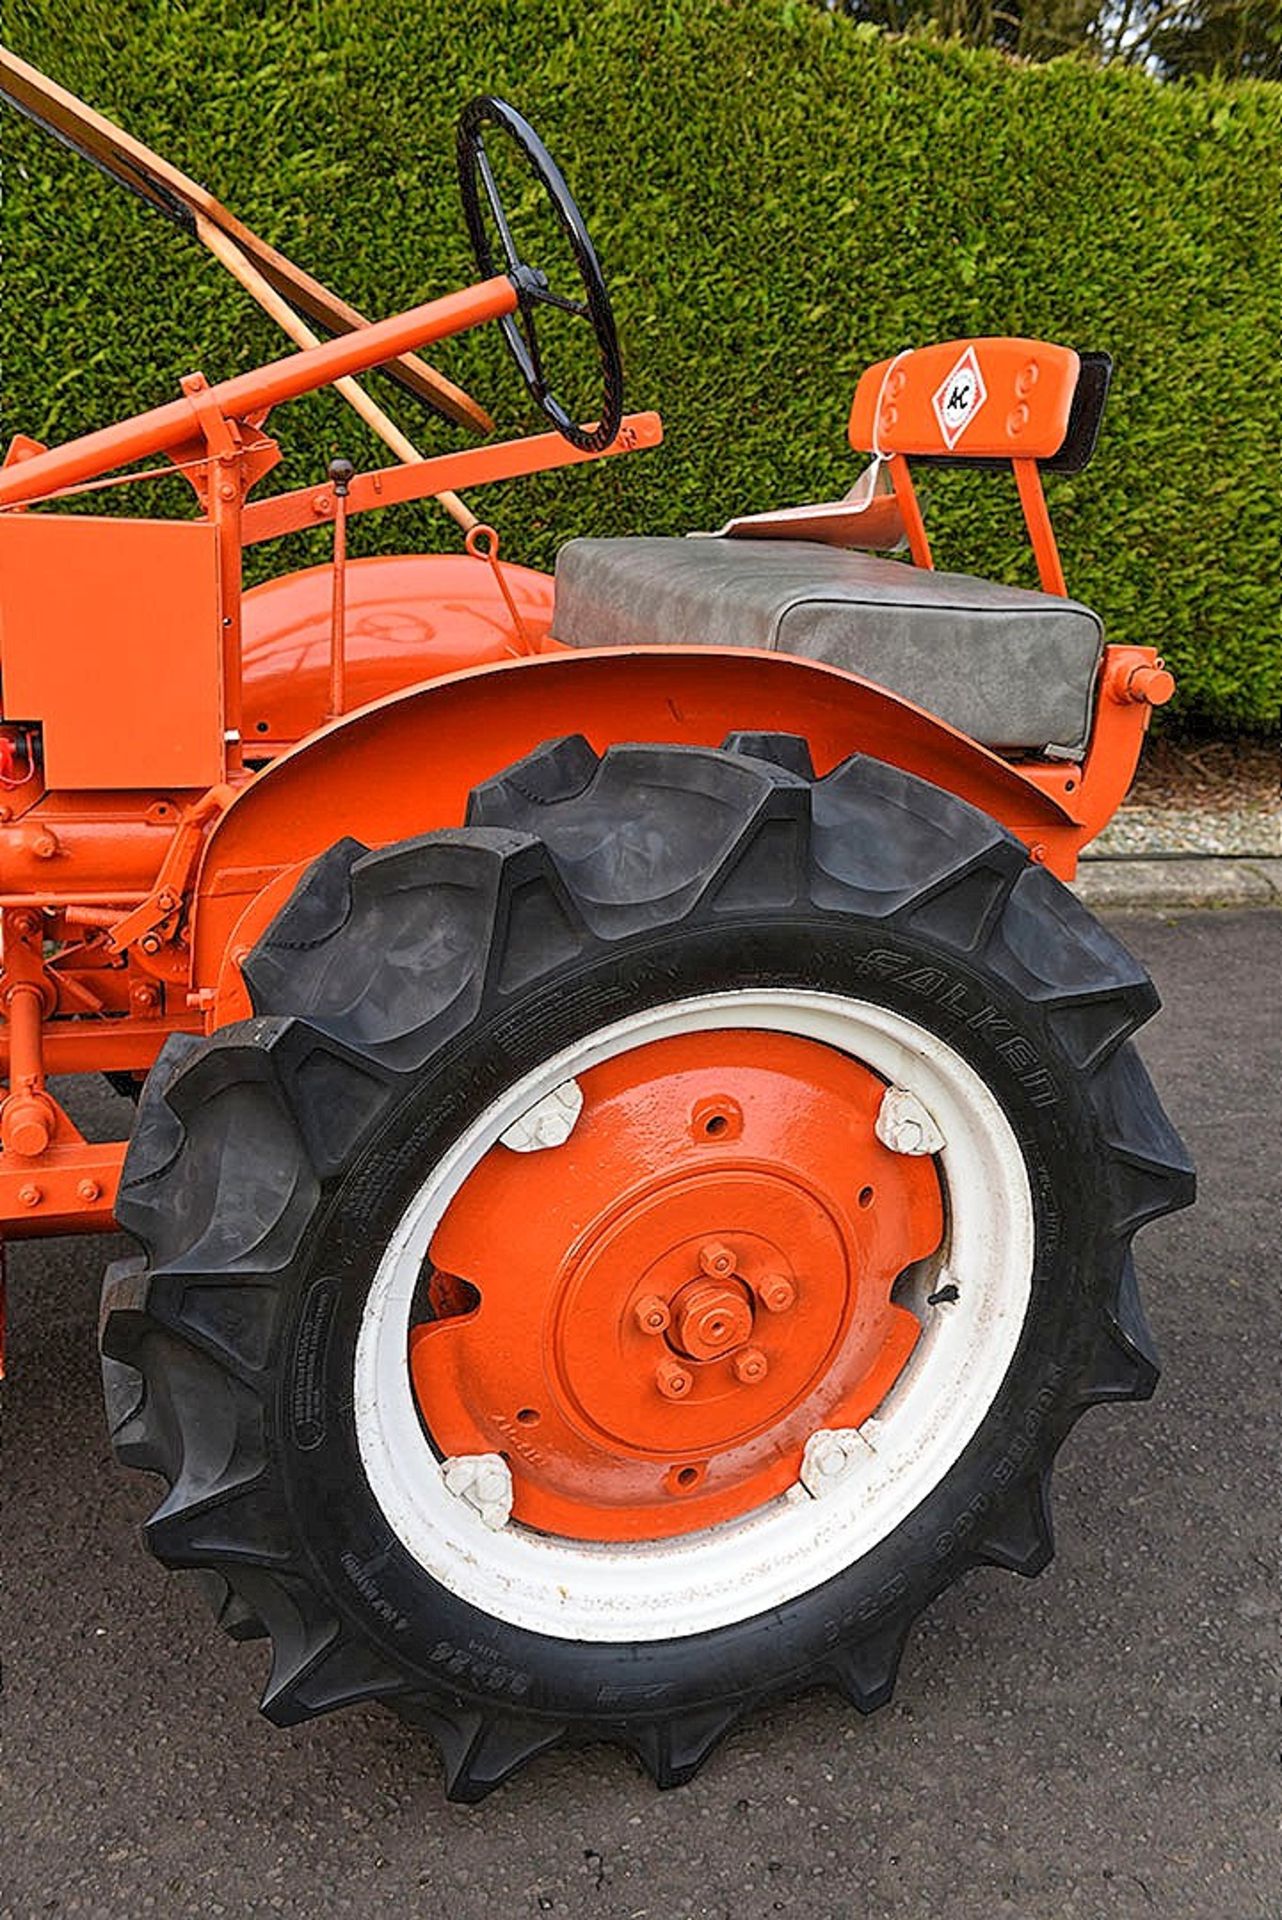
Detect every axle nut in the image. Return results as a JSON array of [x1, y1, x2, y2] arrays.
[[656, 1358, 693, 1401], [634, 1293, 671, 1336], [732, 1346, 769, 1385], [757, 1272, 796, 1313]]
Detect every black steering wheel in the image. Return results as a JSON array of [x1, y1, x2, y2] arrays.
[[457, 97, 623, 453]]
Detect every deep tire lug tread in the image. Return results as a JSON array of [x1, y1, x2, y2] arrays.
[[101, 734, 1194, 1797], [719, 729, 816, 779], [188, 1570, 269, 1642], [1074, 1253, 1161, 1408], [400, 1701, 568, 1803], [465, 732, 600, 819], [242, 836, 368, 1012], [625, 1700, 743, 1790], [826, 1618, 911, 1715], [974, 1468, 1056, 1577]]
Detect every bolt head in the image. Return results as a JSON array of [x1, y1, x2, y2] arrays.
[[18, 1183, 42, 1207], [757, 1272, 796, 1313], [656, 1358, 693, 1400], [634, 1293, 671, 1336], [732, 1346, 769, 1385], [698, 1239, 736, 1278], [78, 1179, 102, 1203]]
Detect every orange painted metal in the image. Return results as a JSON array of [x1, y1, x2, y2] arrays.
[[0, 514, 226, 789], [0, 238, 1167, 1269], [887, 453, 933, 570], [850, 340, 1083, 596], [191, 646, 1072, 1000], [409, 1030, 939, 1540], [1012, 458, 1068, 596], [239, 413, 663, 546], [240, 556, 558, 745], [850, 339, 1080, 462], [194, 641, 1168, 1024], [0, 908, 124, 1241]]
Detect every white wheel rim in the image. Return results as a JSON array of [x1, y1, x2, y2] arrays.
[[354, 990, 1035, 1642]]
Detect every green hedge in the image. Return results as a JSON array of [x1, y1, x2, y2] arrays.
[[3, 0, 1279, 730]]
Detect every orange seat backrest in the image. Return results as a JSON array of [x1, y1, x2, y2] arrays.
[[848, 338, 1081, 463], [845, 337, 1091, 596]]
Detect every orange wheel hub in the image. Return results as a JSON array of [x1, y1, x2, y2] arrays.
[[409, 1030, 944, 1541]]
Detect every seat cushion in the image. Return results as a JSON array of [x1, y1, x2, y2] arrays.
[[552, 537, 1104, 758]]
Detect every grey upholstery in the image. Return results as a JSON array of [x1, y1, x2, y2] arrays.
[[552, 537, 1104, 758]]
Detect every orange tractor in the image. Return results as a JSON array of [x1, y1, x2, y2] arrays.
[[0, 52, 1192, 1800]]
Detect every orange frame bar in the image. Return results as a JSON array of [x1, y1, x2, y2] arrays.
[[242, 414, 665, 545]]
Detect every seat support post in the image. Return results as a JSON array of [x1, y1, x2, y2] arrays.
[[888, 456, 933, 571], [1012, 459, 1067, 597]]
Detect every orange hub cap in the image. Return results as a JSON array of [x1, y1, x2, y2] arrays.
[[409, 1030, 944, 1541]]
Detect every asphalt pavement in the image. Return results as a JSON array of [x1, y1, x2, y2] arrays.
[[2, 908, 1278, 1920]]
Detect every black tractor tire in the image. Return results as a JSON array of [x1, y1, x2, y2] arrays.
[[100, 736, 1193, 1801]]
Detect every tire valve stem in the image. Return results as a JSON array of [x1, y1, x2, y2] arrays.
[[926, 1283, 960, 1306]]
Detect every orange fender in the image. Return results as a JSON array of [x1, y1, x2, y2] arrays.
[[192, 646, 1078, 1011]]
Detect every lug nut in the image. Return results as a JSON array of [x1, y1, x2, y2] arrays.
[[732, 1346, 769, 1385], [655, 1357, 693, 1400], [698, 1239, 736, 1279], [634, 1293, 671, 1336], [757, 1272, 796, 1313]]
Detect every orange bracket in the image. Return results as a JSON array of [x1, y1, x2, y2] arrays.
[[107, 783, 235, 958]]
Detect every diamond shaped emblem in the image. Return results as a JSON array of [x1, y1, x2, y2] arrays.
[[932, 346, 987, 450]]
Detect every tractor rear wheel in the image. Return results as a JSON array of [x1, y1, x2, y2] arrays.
[[100, 736, 1192, 1800]]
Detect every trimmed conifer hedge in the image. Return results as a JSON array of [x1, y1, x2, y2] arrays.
[[3, 0, 1279, 728]]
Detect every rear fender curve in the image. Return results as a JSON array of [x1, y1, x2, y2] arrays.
[[192, 646, 1079, 999]]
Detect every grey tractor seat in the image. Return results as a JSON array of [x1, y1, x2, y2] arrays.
[[552, 537, 1105, 759]]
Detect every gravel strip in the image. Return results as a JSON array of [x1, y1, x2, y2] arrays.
[[1089, 803, 1280, 860]]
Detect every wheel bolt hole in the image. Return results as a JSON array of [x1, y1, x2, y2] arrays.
[[691, 1098, 742, 1143], [663, 1461, 707, 1496], [676, 1466, 699, 1488], [515, 1406, 541, 1426], [858, 1185, 875, 1209]]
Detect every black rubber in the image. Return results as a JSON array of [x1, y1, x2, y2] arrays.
[[100, 739, 1193, 1801]]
